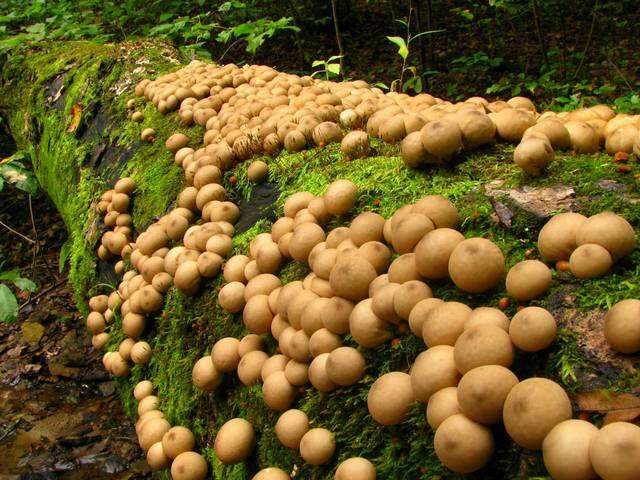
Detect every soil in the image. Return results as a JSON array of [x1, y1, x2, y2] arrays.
[[0, 184, 148, 479]]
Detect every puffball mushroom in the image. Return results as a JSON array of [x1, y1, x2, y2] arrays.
[[326, 346, 366, 386], [218, 281, 246, 313], [214, 418, 255, 464], [170, 451, 208, 480], [335, 457, 377, 480], [509, 306, 557, 352], [174, 260, 201, 295], [448, 238, 505, 293], [130, 341, 152, 364], [493, 108, 535, 142], [165, 133, 189, 153], [542, 420, 599, 480], [513, 137, 554, 176], [420, 120, 462, 162], [422, 301, 472, 347], [192, 356, 222, 391], [569, 243, 613, 278], [262, 371, 298, 411], [410, 345, 460, 403], [349, 299, 392, 348], [589, 421, 640, 480], [393, 280, 432, 320], [275, 409, 309, 449], [237, 350, 269, 386], [414, 228, 465, 279], [134, 380, 154, 401], [308, 353, 336, 392], [329, 255, 377, 301], [537, 212, 587, 261], [456, 365, 518, 425], [412, 195, 459, 229], [162, 426, 196, 459], [299, 428, 336, 465], [604, 299, 640, 353], [324, 179, 357, 216], [408, 298, 444, 337], [288, 223, 326, 262], [146, 441, 170, 470], [454, 325, 515, 374], [505, 260, 552, 301], [247, 160, 268, 183], [367, 372, 415, 425], [434, 414, 494, 473], [426, 386, 462, 430], [350, 212, 385, 246], [211, 337, 241, 372], [565, 120, 600, 153], [502, 378, 572, 450], [141, 127, 156, 142], [341, 131, 371, 159], [252, 468, 291, 480], [576, 211, 636, 260], [139, 417, 171, 451]]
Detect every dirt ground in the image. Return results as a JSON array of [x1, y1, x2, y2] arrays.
[[0, 184, 149, 479]]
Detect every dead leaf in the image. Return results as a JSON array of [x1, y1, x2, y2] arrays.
[[604, 408, 640, 424], [67, 104, 82, 133], [576, 390, 640, 413]]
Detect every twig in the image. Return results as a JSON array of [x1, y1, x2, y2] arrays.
[[574, 0, 599, 79], [607, 59, 637, 95], [217, 39, 244, 63], [531, 0, 550, 71], [19, 279, 66, 310], [0, 219, 35, 244], [28, 195, 38, 274], [330, 0, 345, 78]]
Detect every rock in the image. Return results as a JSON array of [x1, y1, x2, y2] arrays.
[[21, 322, 45, 345], [485, 181, 578, 227]]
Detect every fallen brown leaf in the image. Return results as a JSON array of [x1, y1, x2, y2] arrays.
[[67, 103, 82, 133]]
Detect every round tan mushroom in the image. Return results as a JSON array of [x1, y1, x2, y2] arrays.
[[214, 418, 255, 464], [509, 306, 557, 352], [542, 419, 598, 480], [275, 409, 309, 449], [170, 451, 208, 480], [335, 457, 377, 480], [426, 386, 461, 430], [569, 243, 613, 278], [448, 238, 505, 293], [604, 299, 640, 354], [589, 421, 640, 480], [434, 414, 494, 473], [502, 378, 572, 450], [457, 365, 518, 425], [299, 428, 336, 465], [367, 372, 415, 425], [505, 260, 552, 301], [410, 345, 460, 403]]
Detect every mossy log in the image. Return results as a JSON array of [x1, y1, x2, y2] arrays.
[[1, 41, 639, 479]]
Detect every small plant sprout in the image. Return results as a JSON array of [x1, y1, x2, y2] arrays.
[[387, 10, 444, 93], [311, 55, 344, 80]]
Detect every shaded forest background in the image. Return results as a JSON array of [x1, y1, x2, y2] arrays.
[[1, 0, 639, 111]]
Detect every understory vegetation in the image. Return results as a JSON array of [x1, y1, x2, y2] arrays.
[[0, 0, 639, 111]]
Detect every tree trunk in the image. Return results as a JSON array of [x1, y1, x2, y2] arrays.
[[0, 41, 188, 306]]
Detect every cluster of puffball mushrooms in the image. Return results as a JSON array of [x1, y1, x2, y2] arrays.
[[81, 59, 640, 480]]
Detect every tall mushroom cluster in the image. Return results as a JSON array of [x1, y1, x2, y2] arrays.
[[81, 59, 639, 480]]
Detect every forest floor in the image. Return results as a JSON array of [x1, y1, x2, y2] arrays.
[[0, 185, 148, 479]]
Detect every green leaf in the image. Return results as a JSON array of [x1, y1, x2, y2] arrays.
[[326, 63, 341, 76], [311, 60, 324, 68], [327, 55, 344, 62], [0, 270, 37, 292], [0, 284, 19, 324], [387, 36, 408, 60]]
